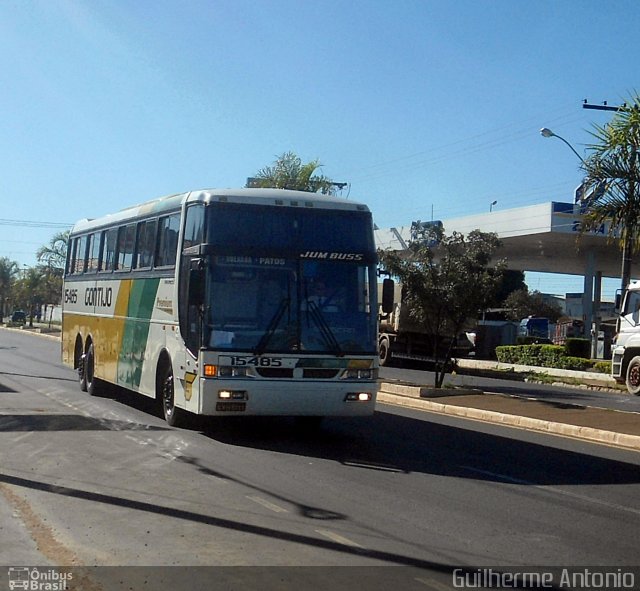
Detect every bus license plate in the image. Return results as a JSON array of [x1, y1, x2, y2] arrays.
[[216, 402, 247, 412]]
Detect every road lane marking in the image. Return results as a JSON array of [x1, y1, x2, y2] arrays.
[[247, 495, 289, 513], [315, 529, 363, 548], [342, 460, 404, 472], [460, 465, 640, 516]]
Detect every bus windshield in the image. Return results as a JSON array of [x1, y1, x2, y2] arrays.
[[199, 203, 377, 355], [205, 257, 376, 355]]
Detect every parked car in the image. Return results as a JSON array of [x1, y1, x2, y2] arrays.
[[11, 310, 26, 324]]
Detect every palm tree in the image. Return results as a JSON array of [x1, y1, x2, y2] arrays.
[[0, 257, 19, 321], [580, 95, 640, 293], [247, 152, 338, 194], [36, 230, 70, 271]]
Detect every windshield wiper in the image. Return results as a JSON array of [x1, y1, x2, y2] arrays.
[[306, 301, 343, 356], [254, 298, 290, 355]]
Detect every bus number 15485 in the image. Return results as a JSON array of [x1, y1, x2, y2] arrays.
[[226, 356, 283, 367]]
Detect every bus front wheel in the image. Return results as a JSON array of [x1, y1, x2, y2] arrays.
[[77, 338, 87, 392], [159, 362, 187, 427], [84, 342, 104, 396]]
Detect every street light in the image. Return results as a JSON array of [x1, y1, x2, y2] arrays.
[[490, 200, 497, 212], [539, 128, 585, 164], [540, 127, 598, 353]]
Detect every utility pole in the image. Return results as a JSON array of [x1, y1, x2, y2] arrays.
[[582, 100, 628, 112]]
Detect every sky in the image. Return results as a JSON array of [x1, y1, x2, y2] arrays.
[[1, 0, 638, 300]]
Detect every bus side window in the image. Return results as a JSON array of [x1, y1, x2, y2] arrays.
[[156, 214, 180, 268], [74, 235, 88, 274], [183, 205, 205, 250], [66, 237, 77, 275], [135, 219, 157, 269], [117, 224, 136, 271], [101, 228, 118, 272], [86, 232, 101, 273]]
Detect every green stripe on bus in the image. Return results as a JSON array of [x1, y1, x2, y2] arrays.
[[117, 278, 161, 389]]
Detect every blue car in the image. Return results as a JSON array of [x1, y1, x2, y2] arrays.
[[11, 310, 27, 324]]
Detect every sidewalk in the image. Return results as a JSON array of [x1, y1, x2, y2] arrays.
[[378, 381, 640, 451]]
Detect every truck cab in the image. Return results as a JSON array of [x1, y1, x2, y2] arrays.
[[611, 280, 640, 394]]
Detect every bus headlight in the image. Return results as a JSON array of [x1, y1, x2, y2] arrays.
[[341, 368, 375, 380], [205, 365, 250, 378], [344, 392, 372, 402], [218, 390, 248, 400]]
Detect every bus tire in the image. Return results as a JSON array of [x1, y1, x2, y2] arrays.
[[625, 356, 640, 395], [159, 361, 187, 427], [85, 342, 104, 396], [77, 337, 88, 392], [379, 337, 392, 367]]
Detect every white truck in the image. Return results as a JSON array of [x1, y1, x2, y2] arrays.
[[377, 280, 473, 366], [611, 280, 640, 394]]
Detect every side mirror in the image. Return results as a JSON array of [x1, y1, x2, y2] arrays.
[[381, 278, 395, 314], [615, 290, 622, 313], [189, 259, 205, 306]]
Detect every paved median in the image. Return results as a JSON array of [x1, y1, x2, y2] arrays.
[[378, 382, 640, 451]]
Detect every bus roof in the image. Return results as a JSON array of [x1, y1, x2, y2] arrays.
[[70, 188, 370, 235]]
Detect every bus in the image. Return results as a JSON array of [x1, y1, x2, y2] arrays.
[[62, 188, 381, 427]]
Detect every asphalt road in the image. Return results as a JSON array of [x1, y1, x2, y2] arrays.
[[1, 330, 639, 589]]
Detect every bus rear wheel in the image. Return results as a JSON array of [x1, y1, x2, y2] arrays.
[[159, 362, 187, 427]]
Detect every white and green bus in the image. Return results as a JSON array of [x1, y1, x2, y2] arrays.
[[62, 188, 382, 426]]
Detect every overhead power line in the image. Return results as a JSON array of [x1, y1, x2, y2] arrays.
[[0, 218, 72, 228]]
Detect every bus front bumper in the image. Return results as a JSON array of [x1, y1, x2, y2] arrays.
[[197, 378, 377, 417]]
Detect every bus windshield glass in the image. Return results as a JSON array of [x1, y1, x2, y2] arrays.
[[205, 202, 375, 254], [203, 204, 377, 355]]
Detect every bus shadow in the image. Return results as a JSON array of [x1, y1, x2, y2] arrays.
[[100, 384, 640, 488], [197, 410, 640, 488]]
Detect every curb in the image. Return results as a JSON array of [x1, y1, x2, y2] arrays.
[[0, 326, 61, 341], [376, 389, 640, 451], [379, 381, 483, 398]]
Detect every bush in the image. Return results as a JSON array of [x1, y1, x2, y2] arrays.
[[496, 344, 591, 371], [558, 356, 592, 371], [593, 361, 612, 374], [495, 345, 518, 364], [564, 338, 591, 359]]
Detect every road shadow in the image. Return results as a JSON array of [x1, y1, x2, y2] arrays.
[[0, 413, 170, 432], [0, 380, 17, 392], [91, 382, 640, 487], [0, 370, 78, 384]]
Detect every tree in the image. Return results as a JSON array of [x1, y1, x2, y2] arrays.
[[0, 257, 19, 320], [580, 95, 640, 293], [13, 268, 44, 327], [379, 223, 505, 388], [492, 269, 527, 307], [503, 288, 563, 322], [247, 152, 337, 194], [36, 230, 69, 271]]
